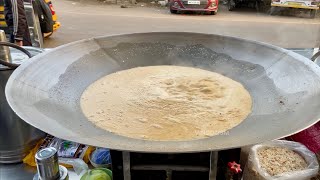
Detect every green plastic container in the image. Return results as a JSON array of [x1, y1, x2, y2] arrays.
[[80, 168, 113, 180]]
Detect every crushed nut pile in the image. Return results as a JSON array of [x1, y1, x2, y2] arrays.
[[257, 147, 308, 176]]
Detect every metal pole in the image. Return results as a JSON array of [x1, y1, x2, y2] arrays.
[[122, 151, 131, 180], [209, 151, 218, 180]]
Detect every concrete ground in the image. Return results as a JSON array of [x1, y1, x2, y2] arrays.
[[44, 0, 320, 49]]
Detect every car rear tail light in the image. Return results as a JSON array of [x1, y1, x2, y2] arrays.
[[210, 0, 217, 7], [49, 3, 56, 15]]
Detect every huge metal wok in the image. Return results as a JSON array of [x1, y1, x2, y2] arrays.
[[5, 32, 320, 153]]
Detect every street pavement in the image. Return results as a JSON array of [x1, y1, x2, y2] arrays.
[[45, 0, 320, 49]]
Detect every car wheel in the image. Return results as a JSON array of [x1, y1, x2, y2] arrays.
[[228, 0, 235, 11], [170, 9, 178, 14], [211, 11, 217, 15], [269, 6, 276, 15], [310, 9, 316, 18], [255, 0, 261, 12]]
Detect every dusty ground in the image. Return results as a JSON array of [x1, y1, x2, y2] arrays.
[[44, 0, 320, 48]]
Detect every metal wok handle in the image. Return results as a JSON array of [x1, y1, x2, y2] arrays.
[[311, 51, 320, 62], [0, 42, 33, 69]]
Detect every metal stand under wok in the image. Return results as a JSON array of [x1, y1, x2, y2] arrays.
[[111, 151, 218, 180]]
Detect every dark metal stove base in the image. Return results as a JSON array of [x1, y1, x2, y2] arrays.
[[110, 151, 218, 180], [110, 149, 242, 180]]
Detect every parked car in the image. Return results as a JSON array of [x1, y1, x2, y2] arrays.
[[271, 0, 319, 18], [169, 0, 219, 14]]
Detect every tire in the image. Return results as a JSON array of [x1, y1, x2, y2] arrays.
[[310, 9, 316, 18], [269, 6, 276, 15], [228, 0, 235, 11], [170, 8, 178, 14], [211, 11, 217, 15], [255, 0, 261, 12]]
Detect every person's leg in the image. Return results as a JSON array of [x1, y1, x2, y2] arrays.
[[9, 27, 15, 43]]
